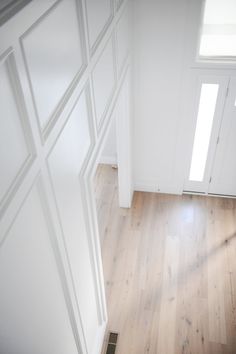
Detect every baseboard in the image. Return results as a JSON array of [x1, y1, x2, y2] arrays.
[[99, 155, 117, 165], [134, 181, 182, 195], [134, 181, 157, 193]]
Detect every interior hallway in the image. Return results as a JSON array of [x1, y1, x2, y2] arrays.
[[95, 164, 236, 354]]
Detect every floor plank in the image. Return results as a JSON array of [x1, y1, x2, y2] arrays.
[[94, 164, 236, 354]]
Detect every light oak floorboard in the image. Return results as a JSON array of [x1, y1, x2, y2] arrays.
[[94, 164, 236, 354]]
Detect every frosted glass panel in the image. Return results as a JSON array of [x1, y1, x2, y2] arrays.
[[199, 0, 236, 57], [189, 84, 219, 182]]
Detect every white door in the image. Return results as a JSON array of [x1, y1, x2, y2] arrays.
[[208, 78, 236, 196], [184, 75, 229, 194]]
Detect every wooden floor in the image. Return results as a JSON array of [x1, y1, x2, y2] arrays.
[[95, 164, 236, 354]]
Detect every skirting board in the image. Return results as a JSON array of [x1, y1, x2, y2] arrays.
[[134, 181, 182, 195], [99, 155, 117, 165]]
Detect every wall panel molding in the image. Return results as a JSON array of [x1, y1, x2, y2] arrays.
[[115, 4, 130, 78], [0, 174, 83, 354], [0, 0, 132, 352], [84, 0, 114, 56], [20, 0, 87, 143], [116, 0, 124, 11], [91, 35, 117, 132], [46, 85, 100, 353], [0, 47, 35, 219]]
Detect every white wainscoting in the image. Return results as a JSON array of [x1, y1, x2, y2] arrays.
[[47, 89, 99, 354], [116, 4, 130, 77], [92, 36, 116, 130], [0, 0, 132, 353], [0, 48, 35, 217], [0, 177, 81, 354], [20, 0, 86, 141], [116, 0, 125, 11], [100, 114, 117, 165], [85, 0, 113, 54]]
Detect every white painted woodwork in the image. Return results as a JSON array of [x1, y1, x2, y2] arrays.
[[0, 180, 79, 354], [209, 77, 236, 196], [0, 0, 132, 353], [0, 52, 34, 213], [85, 0, 112, 52], [116, 4, 130, 76], [92, 37, 116, 129], [116, 0, 124, 10], [47, 91, 99, 353], [100, 117, 117, 165], [21, 0, 85, 138]]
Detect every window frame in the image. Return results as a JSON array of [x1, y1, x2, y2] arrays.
[[196, 0, 236, 64]]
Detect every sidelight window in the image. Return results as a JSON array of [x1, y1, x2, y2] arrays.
[[189, 83, 219, 181]]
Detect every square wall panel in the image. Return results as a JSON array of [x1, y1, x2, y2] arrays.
[[21, 0, 86, 140], [92, 37, 116, 129], [85, 0, 113, 53]]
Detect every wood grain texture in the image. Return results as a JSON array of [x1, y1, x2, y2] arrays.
[[95, 164, 236, 354]]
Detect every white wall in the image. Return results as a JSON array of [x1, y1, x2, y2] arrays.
[[133, 0, 189, 194], [132, 0, 236, 196]]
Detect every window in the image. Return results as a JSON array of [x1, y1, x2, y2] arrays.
[[189, 84, 219, 181], [199, 0, 236, 59]]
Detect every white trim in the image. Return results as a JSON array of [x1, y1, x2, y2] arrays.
[[183, 191, 236, 199], [134, 181, 183, 195], [99, 155, 117, 165], [91, 33, 117, 133], [0, 174, 85, 354], [92, 321, 107, 354], [0, 48, 36, 218], [116, 67, 133, 208], [83, 0, 114, 57], [134, 183, 157, 193], [20, 0, 87, 143]]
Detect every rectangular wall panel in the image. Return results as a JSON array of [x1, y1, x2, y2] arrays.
[[47, 90, 99, 353], [92, 37, 116, 129], [21, 0, 86, 139], [0, 180, 79, 354]]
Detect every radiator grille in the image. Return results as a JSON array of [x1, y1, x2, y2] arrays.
[[105, 332, 119, 354]]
